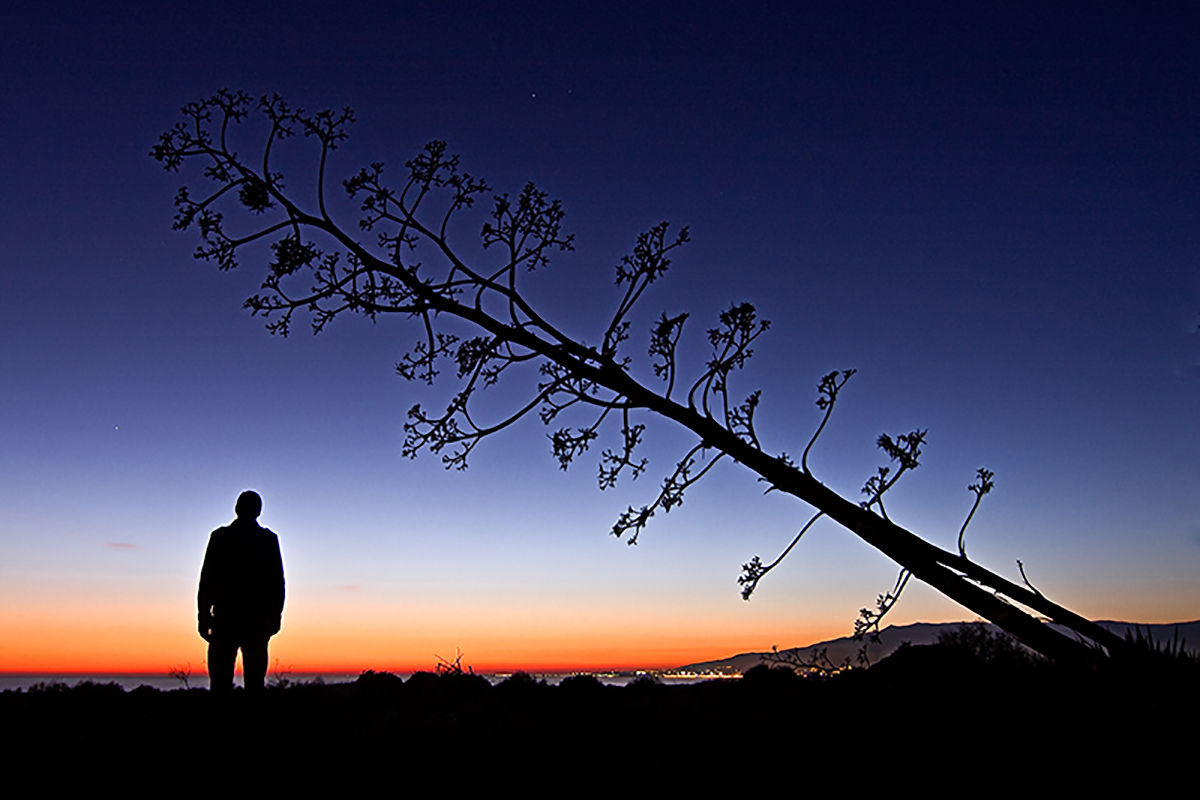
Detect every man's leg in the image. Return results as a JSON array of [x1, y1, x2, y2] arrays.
[[207, 636, 237, 693], [242, 635, 270, 692]]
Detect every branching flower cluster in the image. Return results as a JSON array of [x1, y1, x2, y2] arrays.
[[859, 429, 927, 521], [958, 468, 995, 558], [854, 569, 912, 644], [761, 644, 850, 676]]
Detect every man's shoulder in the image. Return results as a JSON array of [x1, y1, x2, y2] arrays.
[[236, 521, 279, 544], [207, 521, 278, 547], [261, 528, 281, 556]]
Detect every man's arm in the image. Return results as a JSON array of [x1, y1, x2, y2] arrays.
[[197, 531, 220, 641], [268, 529, 285, 635]]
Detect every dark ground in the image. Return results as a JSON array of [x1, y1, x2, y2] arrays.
[[3, 640, 1195, 786]]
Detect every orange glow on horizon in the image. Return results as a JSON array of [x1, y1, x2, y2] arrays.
[[0, 610, 853, 675], [5, 584, 1194, 676]]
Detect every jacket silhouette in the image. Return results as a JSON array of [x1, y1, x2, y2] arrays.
[[198, 491, 285, 692]]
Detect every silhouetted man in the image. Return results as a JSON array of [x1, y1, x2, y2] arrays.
[[198, 490, 285, 693]]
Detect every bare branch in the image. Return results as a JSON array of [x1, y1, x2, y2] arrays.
[[854, 569, 912, 644], [1016, 559, 1045, 599], [739, 511, 825, 600], [802, 369, 855, 474], [957, 468, 995, 558], [860, 430, 927, 520], [612, 443, 724, 545]]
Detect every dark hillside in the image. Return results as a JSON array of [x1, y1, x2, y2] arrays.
[[3, 638, 1195, 784]]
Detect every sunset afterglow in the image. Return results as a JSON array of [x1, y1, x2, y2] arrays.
[[3, 3, 1199, 680]]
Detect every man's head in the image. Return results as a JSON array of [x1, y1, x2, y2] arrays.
[[235, 490, 263, 520]]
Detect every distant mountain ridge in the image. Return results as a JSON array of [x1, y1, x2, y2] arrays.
[[672, 619, 1200, 675]]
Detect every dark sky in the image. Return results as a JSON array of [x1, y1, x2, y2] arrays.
[[2, 2, 1198, 671]]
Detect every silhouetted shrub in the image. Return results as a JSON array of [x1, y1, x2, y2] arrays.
[[626, 674, 662, 695], [26, 681, 72, 694], [405, 671, 441, 693], [438, 670, 493, 698], [1108, 624, 1200, 685], [557, 674, 605, 698], [1121, 624, 1198, 662], [355, 670, 405, 694], [497, 671, 546, 693], [936, 622, 1037, 668], [741, 664, 803, 689]]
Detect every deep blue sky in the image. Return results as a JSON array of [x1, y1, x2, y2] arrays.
[[2, 2, 1198, 670]]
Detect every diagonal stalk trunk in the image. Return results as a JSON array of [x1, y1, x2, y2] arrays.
[[333, 222, 1126, 665]]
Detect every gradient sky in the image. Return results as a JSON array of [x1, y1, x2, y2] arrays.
[[2, 2, 1199, 674]]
